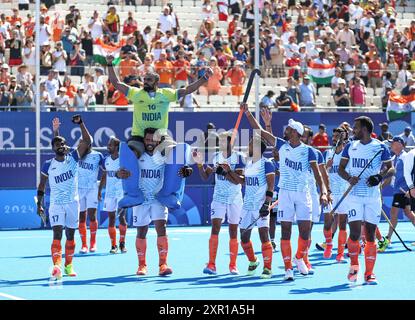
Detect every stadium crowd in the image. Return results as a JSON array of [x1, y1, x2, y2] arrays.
[[0, 0, 414, 111]]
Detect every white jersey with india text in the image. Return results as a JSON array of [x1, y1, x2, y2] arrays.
[[274, 137, 317, 192], [324, 148, 348, 196], [139, 151, 166, 205], [243, 157, 275, 211], [41, 150, 80, 205], [211, 151, 245, 205], [103, 155, 123, 199], [78, 150, 104, 190], [342, 139, 391, 198]]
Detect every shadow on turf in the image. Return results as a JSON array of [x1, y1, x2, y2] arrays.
[[17, 253, 114, 260], [289, 283, 353, 295]]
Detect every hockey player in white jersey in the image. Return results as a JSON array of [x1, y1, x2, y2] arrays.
[[37, 115, 92, 279], [241, 103, 328, 281], [98, 136, 129, 254], [239, 135, 275, 279], [338, 116, 395, 284]]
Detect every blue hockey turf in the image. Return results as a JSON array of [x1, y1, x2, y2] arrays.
[[0, 222, 414, 300]]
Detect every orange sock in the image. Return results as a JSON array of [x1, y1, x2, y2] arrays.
[[51, 239, 62, 266], [65, 240, 75, 266], [262, 241, 273, 270], [229, 238, 238, 267], [208, 234, 219, 265], [364, 241, 377, 276], [303, 239, 311, 266], [241, 241, 256, 262], [375, 227, 382, 241], [280, 239, 292, 270], [108, 226, 116, 246], [324, 229, 333, 246], [89, 220, 98, 246], [135, 238, 147, 267], [157, 236, 169, 266], [78, 222, 87, 247], [119, 224, 127, 243], [295, 237, 308, 260], [337, 230, 347, 256], [347, 238, 360, 266]]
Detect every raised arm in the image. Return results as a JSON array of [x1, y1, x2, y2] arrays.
[[52, 117, 60, 137], [177, 67, 213, 99], [72, 114, 92, 158], [240, 102, 276, 146], [106, 55, 130, 96]]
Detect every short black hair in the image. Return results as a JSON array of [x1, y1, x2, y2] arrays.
[[52, 136, 65, 146], [143, 127, 158, 137], [354, 116, 374, 133], [303, 125, 313, 137]]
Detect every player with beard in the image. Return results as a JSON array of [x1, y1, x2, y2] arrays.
[[116, 128, 193, 276], [106, 55, 213, 156], [98, 136, 129, 254], [37, 115, 92, 279], [241, 104, 328, 281], [338, 116, 395, 284]]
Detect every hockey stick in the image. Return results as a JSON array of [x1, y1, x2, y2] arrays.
[[380, 208, 412, 251], [241, 200, 278, 235], [230, 68, 261, 146], [328, 149, 383, 216], [34, 196, 47, 227]]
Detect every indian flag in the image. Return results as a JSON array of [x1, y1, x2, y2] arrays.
[[387, 92, 415, 121], [93, 38, 125, 66], [307, 61, 336, 85]]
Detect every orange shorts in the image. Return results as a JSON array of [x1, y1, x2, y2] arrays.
[[231, 85, 243, 96]]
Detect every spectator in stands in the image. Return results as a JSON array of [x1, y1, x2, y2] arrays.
[[386, 54, 399, 87], [154, 50, 174, 88], [160, 30, 175, 51], [276, 87, 294, 112], [22, 38, 35, 75], [299, 75, 316, 108], [225, 61, 246, 102], [173, 50, 190, 89], [81, 30, 94, 67], [375, 28, 388, 63], [40, 43, 53, 76], [122, 11, 138, 37], [378, 122, 393, 142], [350, 74, 366, 108], [397, 64, 413, 92], [382, 72, 394, 98], [23, 13, 35, 40], [399, 127, 415, 147], [234, 44, 248, 66], [179, 85, 200, 110], [39, 16, 51, 46], [270, 37, 285, 78], [16, 64, 32, 87], [108, 88, 129, 110], [104, 6, 120, 42], [295, 16, 309, 44], [202, 0, 214, 21], [168, 3, 180, 36], [336, 21, 356, 49], [382, 85, 393, 112], [194, 51, 208, 80], [0, 82, 11, 111], [336, 41, 351, 64], [344, 58, 356, 86], [51, 12, 65, 43], [52, 41, 67, 76], [206, 57, 222, 95], [93, 67, 106, 106], [119, 51, 140, 82], [54, 87, 70, 111], [158, 6, 174, 34], [287, 77, 300, 105], [88, 10, 104, 40], [9, 30, 23, 67], [334, 78, 351, 109], [45, 69, 60, 111], [312, 124, 330, 151], [65, 5, 81, 28], [63, 76, 76, 102], [69, 40, 86, 78], [141, 25, 152, 47], [331, 67, 343, 94], [133, 31, 148, 63], [73, 86, 88, 112], [368, 52, 383, 95], [82, 73, 97, 108], [259, 90, 277, 109], [138, 54, 155, 78]]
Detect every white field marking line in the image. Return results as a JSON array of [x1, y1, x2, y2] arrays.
[[0, 292, 25, 300]]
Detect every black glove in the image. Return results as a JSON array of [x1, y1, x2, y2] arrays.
[[259, 201, 272, 217], [72, 114, 83, 124], [215, 166, 228, 176], [178, 165, 193, 178], [366, 174, 382, 187]]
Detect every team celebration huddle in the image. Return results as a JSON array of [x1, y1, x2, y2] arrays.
[[35, 54, 415, 286]]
